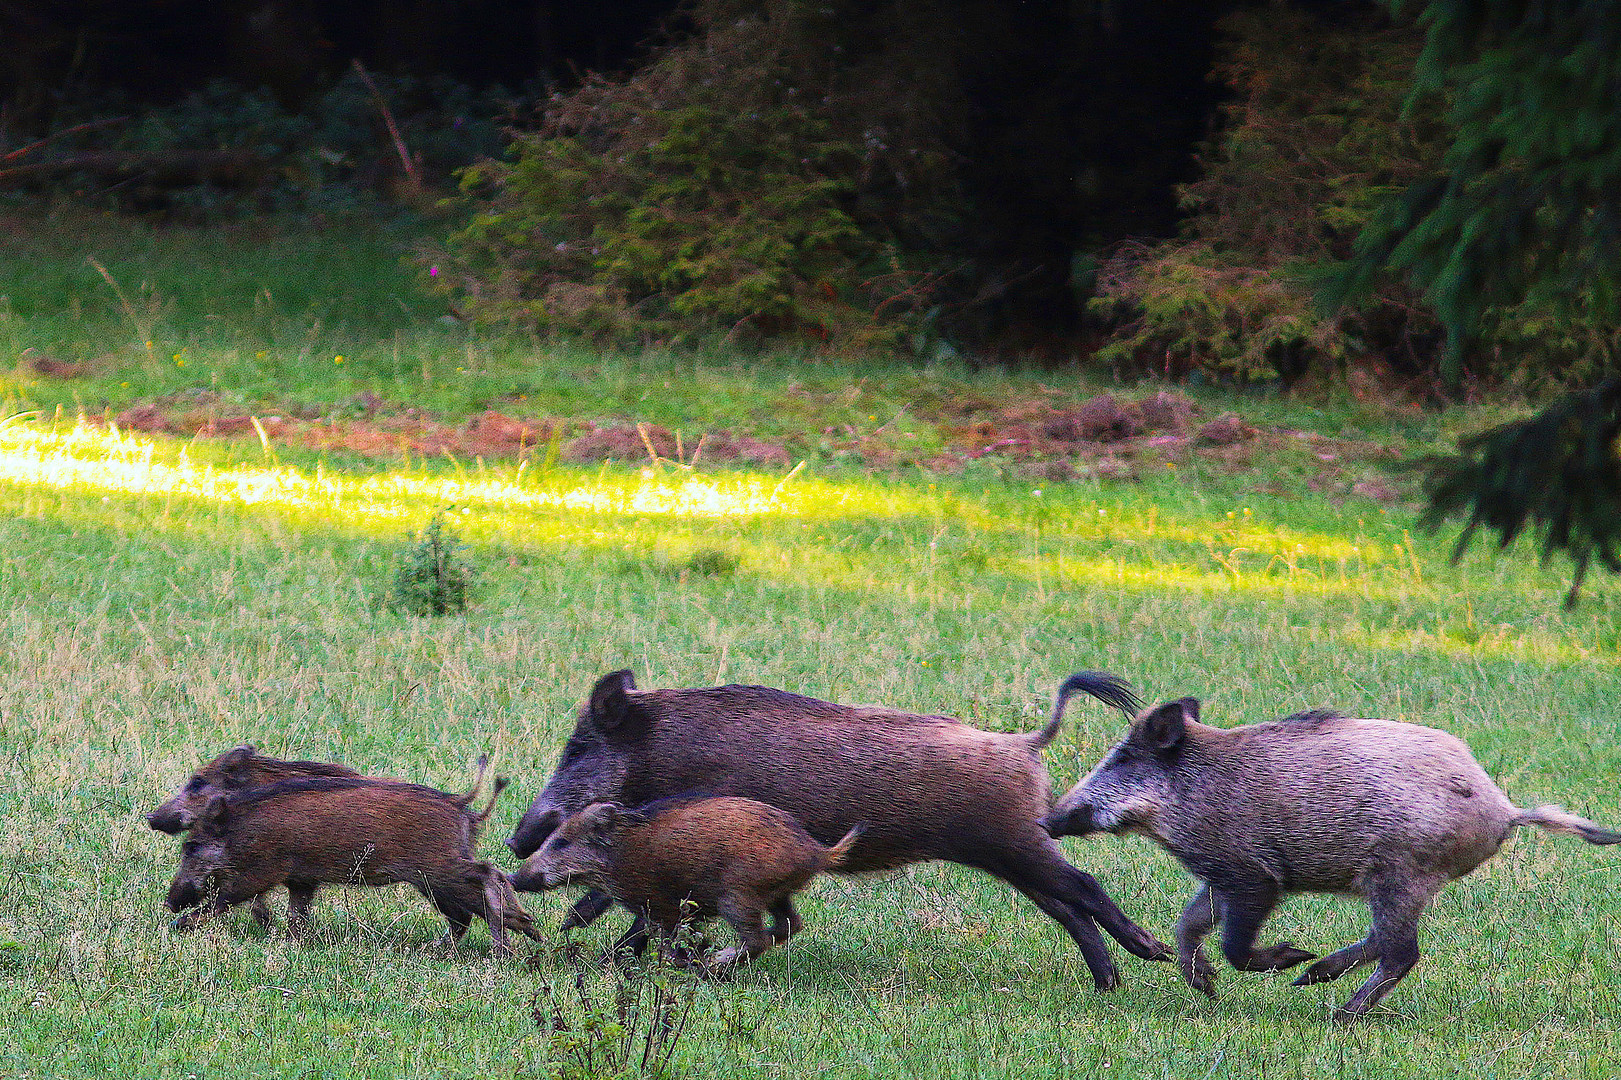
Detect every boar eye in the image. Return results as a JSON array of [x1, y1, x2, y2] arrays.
[[185, 777, 205, 793], [551, 837, 570, 852]]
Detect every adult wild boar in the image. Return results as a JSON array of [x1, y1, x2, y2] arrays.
[[1041, 698, 1621, 1020], [508, 669, 1171, 989]]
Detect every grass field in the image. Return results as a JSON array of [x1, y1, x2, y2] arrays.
[[1, 210, 1619, 1079]]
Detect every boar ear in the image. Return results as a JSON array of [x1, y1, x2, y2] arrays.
[[199, 793, 230, 825], [576, 802, 624, 836], [218, 745, 255, 775], [587, 670, 641, 735], [1141, 698, 1196, 752]]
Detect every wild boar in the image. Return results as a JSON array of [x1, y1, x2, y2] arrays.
[[1041, 698, 1621, 1020], [148, 746, 494, 928], [165, 776, 544, 957], [512, 796, 861, 973], [508, 669, 1170, 989]]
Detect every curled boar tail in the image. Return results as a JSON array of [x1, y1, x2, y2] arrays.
[[824, 824, 866, 869], [452, 754, 492, 809], [474, 777, 511, 825], [1512, 805, 1621, 845], [1032, 671, 1144, 748]]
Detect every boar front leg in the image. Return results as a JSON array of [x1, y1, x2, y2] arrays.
[[1216, 881, 1316, 975], [1175, 884, 1222, 996], [559, 889, 615, 935], [284, 882, 318, 939]]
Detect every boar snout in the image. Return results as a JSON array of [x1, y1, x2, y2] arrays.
[[509, 860, 548, 892], [165, 872, 203, 913], [507, 807, 561, 859], [147, 806, 187, 834], [1041, 801, 1098, 839]]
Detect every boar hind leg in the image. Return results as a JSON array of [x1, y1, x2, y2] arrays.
[[1175, 885, 1221, 996], [1216, 883, 1315, 974], [1330, 877, 1434, 1022], [990, 857, 1121, 989], [1293, 938, 1375, 986], [705, 902, 777, 976], [766, 898, 802, 944], [1002, 846, 1173, 961]]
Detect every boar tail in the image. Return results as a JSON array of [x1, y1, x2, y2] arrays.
[[1513, 805, 1621, 846], [823, 824, 866, 869], [474, 776, 511, 825], [1032, 671, 1144, 748], [452, 754, 492, 809]]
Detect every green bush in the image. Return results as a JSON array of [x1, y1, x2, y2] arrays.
[[388, 511, 479, 617], [1091, 8, 1444, 384], [433, 0, 962, 350]]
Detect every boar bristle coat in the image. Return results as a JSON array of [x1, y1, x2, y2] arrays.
[[165, 776, 543, 957], [508, 668, 1168, 989], [513, 796, 860, 972], [1042, 698, 1621, 1020], [148, 746, 498, 929]]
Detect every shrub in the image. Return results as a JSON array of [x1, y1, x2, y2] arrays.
[[1091, 8, 1444, 383], [388, 510, 478, 617], [433, 0, 964, 350]]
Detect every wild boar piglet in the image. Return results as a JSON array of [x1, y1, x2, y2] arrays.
[[1042, 699, 1621, 1021], [512, 795, 859, 974], [149, 746, 495, 928], [165, 776, 543, 957]]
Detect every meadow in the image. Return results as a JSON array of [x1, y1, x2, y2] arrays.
[[1, 209, 1619, 1078]]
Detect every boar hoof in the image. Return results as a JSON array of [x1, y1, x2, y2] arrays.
[[1257, 943, 1316, 972], [1180, 954, 1217, 997]]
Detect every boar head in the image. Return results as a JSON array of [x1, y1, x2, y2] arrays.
[[1042, 697, 1196, 839], [164, 794, 232, 912], [507, 671, 639, 858], [511, 802, 634, 891]]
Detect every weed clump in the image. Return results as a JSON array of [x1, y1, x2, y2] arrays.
[[388, 510, 479, 616], [525, 940, 698, 1080]]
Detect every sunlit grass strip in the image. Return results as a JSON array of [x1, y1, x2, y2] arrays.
[[1, 422, 1395, 561], [1337, 624, 1619, 667], [0, 421, 835, 524]]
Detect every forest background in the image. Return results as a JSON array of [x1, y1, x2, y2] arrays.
[[7, 0, 1617, 397]]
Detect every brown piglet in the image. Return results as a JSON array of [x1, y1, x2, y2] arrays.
[[165, 776, 543, 957], [149, 746, 497, 928], [512, 796, 860, 973]]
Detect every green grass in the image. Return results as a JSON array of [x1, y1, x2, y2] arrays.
[[1, 211, 1618, 1079]]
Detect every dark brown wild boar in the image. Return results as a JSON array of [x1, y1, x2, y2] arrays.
[[1042, 698, 1621, 1020], [507, 669, 1170, 989], [148, 746, 494, 928], [513, 796, 860, 973], [165, 776, 544, 957]]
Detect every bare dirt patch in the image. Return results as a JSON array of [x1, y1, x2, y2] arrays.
[[86, 387, 1409, 500]]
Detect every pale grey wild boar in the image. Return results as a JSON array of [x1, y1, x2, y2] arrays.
[[165, 776, 545, 957], [1041, 699, 1621, 1020], [148, 745, 492, 928], [512, 796, 861, 972], [508, 669, 1171, 989]]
